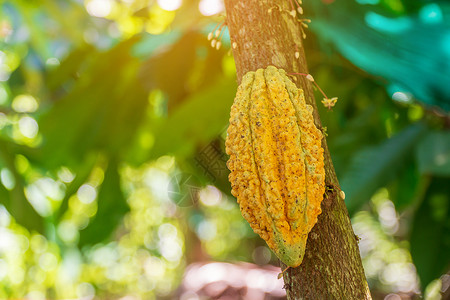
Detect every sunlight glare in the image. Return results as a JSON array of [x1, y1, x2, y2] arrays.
[[58, 167, 75, 183], [199, 0, 224, 16], [392, 91, 412, 103], [18, 116, 39, 138], [157, 0, 182, 11], [57, 221, 78, 244], [77, 184, 97, 204], [144, 257, 165, 278], [85, 0, 112, 18], [419, 3, 443, 24], [0, 259, 7, 280], [39, 253, 58, 271], [0, 168, 15, 190], [12, 94, 38, 113], [199, 185, 222, 206], [0, 206, 10, 227], [197, 220, 217, 241], [76, 282, 96, 300]]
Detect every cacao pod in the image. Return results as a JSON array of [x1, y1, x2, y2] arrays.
[[225, 66, 325, 267]]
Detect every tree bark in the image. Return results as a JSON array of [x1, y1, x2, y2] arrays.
[[223, 1, 372, 299]]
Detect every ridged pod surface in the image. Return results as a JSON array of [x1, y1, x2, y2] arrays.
[[225, 66, 325, 267]]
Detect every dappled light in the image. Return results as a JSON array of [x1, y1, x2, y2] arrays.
[[353, 189, 420, 297], [85, 0, 113, 18], [199, 0, 224, 16], [157, 0, 183, 12]]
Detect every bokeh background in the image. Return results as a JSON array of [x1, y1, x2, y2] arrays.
[[0, 0, 449, 299]]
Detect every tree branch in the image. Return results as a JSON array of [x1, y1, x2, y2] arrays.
[[224, 0, 372, 298]]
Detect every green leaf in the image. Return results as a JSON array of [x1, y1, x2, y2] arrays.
[[132, 31, 182, 59], [341, 122, 427, 214], [138, 31, 200, 110], [410, 176, 450, 291], [148, 78, 236, 160], [190, 136, 231, 195], [416, 131, 450, 176], [0, 139, 43, 233], [54, 153, 97, 222], [78, 159, 128, 247], [39, 36, 148, 169], [391, 161, 422, 211], [46, 45, 96, 91]]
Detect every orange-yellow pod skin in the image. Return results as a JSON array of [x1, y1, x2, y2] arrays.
[[225, 66, 325, 267]]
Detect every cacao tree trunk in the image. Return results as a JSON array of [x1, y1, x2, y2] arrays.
[[223, 1, 372, 299]]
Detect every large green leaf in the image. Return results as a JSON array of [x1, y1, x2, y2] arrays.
[[341, 122, 427, 214], [148, 78, 236, 160], [39, 36, 148, 170], [138, 30, 225, 111], [78, 159, 128, 247], [138, 31, 198, 110], [308, 1, 450, 111], [46, 45, 96, 92], [410, 176, 450, 291], [416, 131, 450, 176]]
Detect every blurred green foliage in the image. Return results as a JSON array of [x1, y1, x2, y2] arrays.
[[0, 0, 449, 299]]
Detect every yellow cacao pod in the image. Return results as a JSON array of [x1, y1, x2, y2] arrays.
[[225, 66, 325, 267]]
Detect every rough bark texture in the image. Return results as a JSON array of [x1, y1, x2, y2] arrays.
[[223, 1, 372, 299]]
